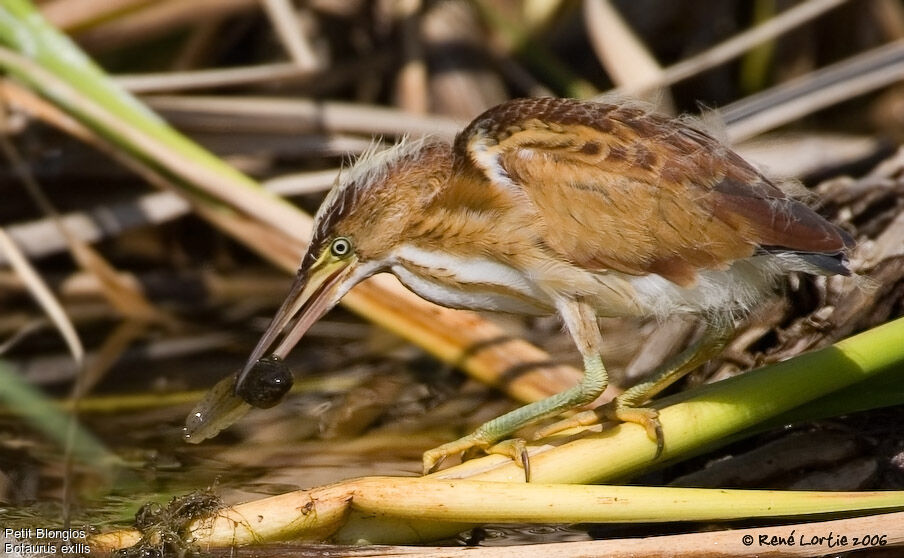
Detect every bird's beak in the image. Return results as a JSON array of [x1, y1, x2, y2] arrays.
[[235, 253, 359, 392]]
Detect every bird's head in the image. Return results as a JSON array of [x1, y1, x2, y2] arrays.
[[234, 138, 451, 400]]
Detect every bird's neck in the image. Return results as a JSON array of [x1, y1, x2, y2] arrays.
[[408, 167, 533, 256]]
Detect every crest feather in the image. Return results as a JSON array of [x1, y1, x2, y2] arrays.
[[305, 136, 435, 266]]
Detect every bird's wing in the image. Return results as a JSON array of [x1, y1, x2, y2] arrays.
[[452, 98, 850, 286]]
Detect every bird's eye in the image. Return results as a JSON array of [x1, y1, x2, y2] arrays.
[[330, 237, 352, 258]]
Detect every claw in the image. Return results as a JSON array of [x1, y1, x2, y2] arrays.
[[422, 432, 491, 475], [653, 420, 664, 459], [536, 402, 666, 459], [487, 439, 530, 482], [422, 433, 534, 480], [604, 405, 664, 459], [422, 451, 447, 475]]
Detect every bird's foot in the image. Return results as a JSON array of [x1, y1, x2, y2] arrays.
[[533, 402, 664, 459], [486, 438, 530, 481], [603, 403, 664, 459], [423, 434, 531, 481], [533, 410, 601, 439], [422, 432, 491, 475]]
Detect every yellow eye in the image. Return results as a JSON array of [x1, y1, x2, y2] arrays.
[[330, 237, 352, 258]]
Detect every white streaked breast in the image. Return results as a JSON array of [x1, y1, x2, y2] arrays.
[[392, 244, 552, 314]]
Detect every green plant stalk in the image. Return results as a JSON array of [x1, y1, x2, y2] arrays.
[[0, 359, 115, 465], [90, 475, 904, 549], [473, 0, 597, 98], [0, 0, 257, 191], [50, 0, 158, 34], [740, 0, 777, 94], [0, 0, 307, 251], [338, 316, 904, 543], [618, 362, 904, 482], [766, 362, 904, 424], [351, 479, 904, 524], [48, 374, 364, 414]]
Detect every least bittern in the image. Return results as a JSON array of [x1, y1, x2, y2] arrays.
[[196, 98, 853, 476]]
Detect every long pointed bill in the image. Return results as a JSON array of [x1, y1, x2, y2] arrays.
[[184, 254, 360, 443], [235, 255, 359, 394]]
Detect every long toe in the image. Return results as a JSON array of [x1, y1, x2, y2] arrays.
[[606, 405, 664, 458], [487, 438, 530, 482], [533, 410, 602, 439], [422, 433, 491, 475]]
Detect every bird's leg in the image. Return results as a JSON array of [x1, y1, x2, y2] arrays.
[[422, 299, 607, 476], [534, 322, 734, 457]]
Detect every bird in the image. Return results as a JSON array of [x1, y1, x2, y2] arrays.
[[231, 97, 853, 477]]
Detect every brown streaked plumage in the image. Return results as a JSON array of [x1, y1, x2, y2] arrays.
[[451, 98, 848, 285], [195, 98, 853, 478]]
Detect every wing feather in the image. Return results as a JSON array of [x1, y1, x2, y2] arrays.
[[452, 98, 850, 285]]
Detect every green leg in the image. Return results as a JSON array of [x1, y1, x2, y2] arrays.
[[422, 299, 607, 476], [535, 322, 734, 457], [615, 322, 732, 407]]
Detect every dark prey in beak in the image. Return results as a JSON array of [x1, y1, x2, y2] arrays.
[[235, 354, 293, 409]]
